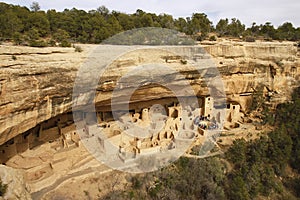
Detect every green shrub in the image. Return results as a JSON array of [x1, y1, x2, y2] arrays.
[[74, 45, 83, 52], [245, 36, 256, 42], [209, 35, 217, 41], [48, 39, 56, 47], [29, 40, 48, 47], [12, 32, 23, 45], [12, 55, 17, 60], [60, 40, 71, 47], [0, 180, 7, 196], [131, 176, 142, 189], [195, 35, 204, 41], [264, 37, 273, 42], [284, 178, 300, 197]]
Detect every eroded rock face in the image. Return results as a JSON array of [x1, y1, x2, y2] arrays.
[[203, 41, 299, 107], [0, 165, 31, 200], [0, 41, 299, 145], [0, 45, 96, 145]]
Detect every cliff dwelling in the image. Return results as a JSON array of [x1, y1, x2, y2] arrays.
[[0, 45, 276, 170], [0, 39, 299, 198], [0, 95, 244, 168]]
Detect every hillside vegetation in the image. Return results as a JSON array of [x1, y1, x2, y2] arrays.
[[0, 2, 300, 47]]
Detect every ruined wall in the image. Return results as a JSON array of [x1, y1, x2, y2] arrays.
[[0, 41, 299, 145]]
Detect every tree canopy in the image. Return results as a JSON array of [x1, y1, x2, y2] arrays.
[[0, 2, 299, 47]]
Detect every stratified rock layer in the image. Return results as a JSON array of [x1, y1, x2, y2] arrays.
[[0, 41, 299, 145]]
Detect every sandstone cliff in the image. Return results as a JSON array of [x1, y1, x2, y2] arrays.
[[0, 41, 299, 145], [0, 45, 95, 145]]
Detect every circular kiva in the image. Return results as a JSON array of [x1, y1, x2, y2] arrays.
[[72, 27, 227, 173]]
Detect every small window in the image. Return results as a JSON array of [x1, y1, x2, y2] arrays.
[[227, 104, 230, 109], [233, 106, 235, 109], [7, 139, 14, 145]]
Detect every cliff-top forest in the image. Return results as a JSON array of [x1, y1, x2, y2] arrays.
[[0, 1, 300, 47]]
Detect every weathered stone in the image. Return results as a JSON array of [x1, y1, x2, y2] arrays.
[[0, 41, 299, 145], [0, 165, 31, 200]]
